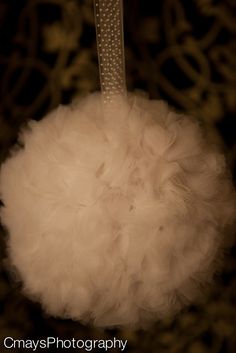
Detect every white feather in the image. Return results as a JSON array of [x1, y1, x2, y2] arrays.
[[0, 93, 235, 328]]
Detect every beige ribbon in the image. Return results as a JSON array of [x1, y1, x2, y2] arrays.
[[94, 0, 127, 104]]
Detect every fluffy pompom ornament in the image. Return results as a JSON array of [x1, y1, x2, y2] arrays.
[[0, 0, 235, 329]]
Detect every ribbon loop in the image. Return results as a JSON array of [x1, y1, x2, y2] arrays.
[[94, 0, 126, 103]]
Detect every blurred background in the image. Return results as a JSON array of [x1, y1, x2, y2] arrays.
[[0, 0, 236, 352]]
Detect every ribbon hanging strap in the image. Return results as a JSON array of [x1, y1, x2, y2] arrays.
[[94, 0, 126, 103]]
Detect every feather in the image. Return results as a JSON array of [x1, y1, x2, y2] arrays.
[[0, 92, 235, 328]]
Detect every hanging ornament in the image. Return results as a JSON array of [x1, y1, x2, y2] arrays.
[[0, 0, 235, 328]]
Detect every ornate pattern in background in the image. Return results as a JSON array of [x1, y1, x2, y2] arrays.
[[0, 0, 235, 352]]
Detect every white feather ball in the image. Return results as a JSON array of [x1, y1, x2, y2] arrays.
[[0, 93, 235, 328]]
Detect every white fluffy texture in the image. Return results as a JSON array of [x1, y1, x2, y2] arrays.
[[0, 93, 235, 328]]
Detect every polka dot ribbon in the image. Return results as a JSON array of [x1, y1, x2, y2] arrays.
[[94, 0, 127, 104]]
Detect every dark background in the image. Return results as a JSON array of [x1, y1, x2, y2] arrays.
[[0, 0, 236, 352]]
